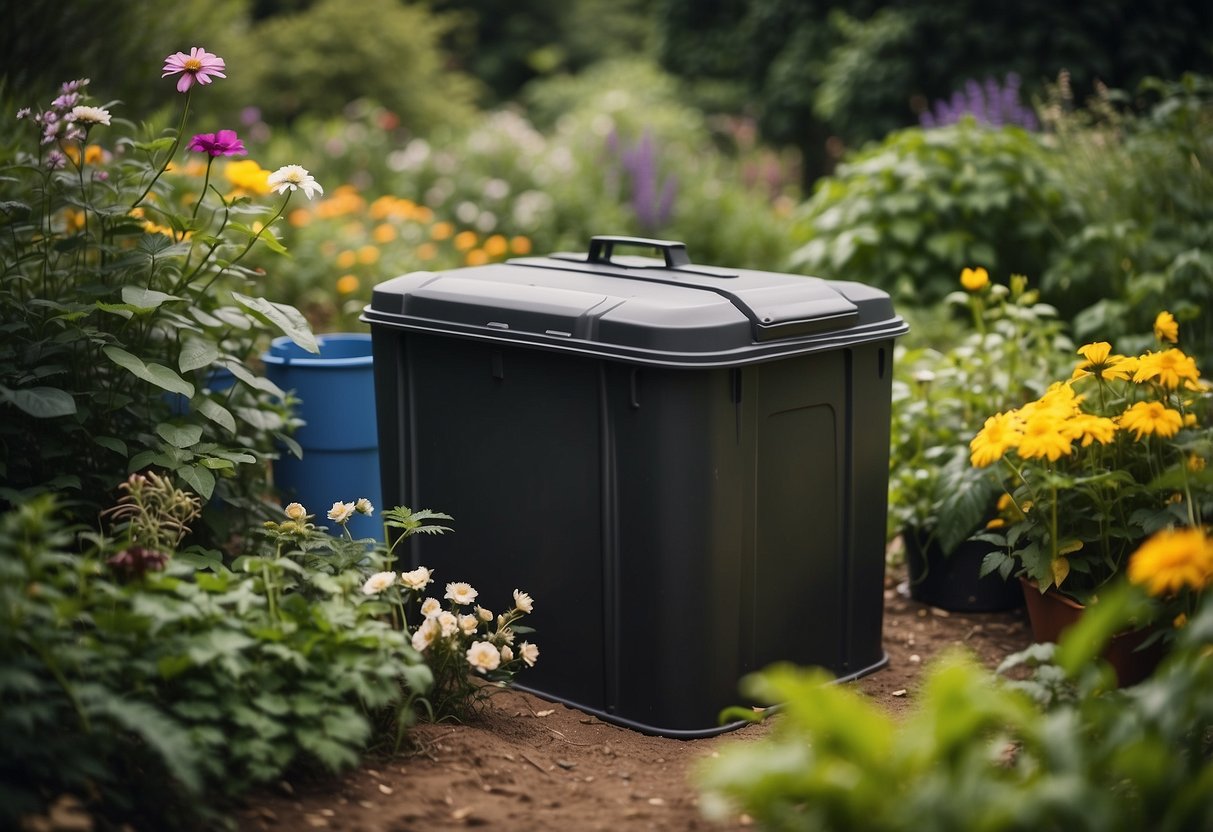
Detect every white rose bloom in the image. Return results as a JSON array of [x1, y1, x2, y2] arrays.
[[512, 589, 534, 613], [361, 571, 397, 595], [466, 641, 501, 674], [437, 610, 459, 638], [445, 582, 478, 606], [284, 502, 307, 521], [519, 641, 539, 667], [420, 597, 442, 619], [476, 605, 493, 622], [400, 566, 433, 591], [354, 497, 374, 516], [458, 614, 478, 636], [411, 618, 438, 651], [499, 645, 514, 662], [327, 501, 355, 523]]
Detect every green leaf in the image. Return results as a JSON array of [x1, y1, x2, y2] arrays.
[[195, 397, 236, 433], [232, 292, 318, 353], [104, 346, 194, 397], [179, 339, 220, 373], [121, 286, 184, 310], [0, 383, 76, 417], [132, 137, 176, 154], [157, 422, 204, 448], [177, 464, 215, 500], [94, 436, 127, 455]]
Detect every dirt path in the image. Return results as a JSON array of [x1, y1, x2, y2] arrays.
[[238, 565, 1034, 831]]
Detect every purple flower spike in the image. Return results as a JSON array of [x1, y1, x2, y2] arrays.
[[187, 129, 247, 157]]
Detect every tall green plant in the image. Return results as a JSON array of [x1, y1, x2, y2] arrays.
[[0, 52, 318, 524]]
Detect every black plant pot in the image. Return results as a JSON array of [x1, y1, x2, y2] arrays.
[[904, 527, 1024, 612]]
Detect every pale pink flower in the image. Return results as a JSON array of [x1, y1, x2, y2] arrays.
[[445, 582, 478, 606], [327, 501, 355, 523], [512, 589, 534, 613], [361, 571, 397, 595], [162, 47, 227, 93], [411, 618, 438, 651], [466, 641, 501, 674], [400, 566, 433, 591], [519, 641, 539, 667]]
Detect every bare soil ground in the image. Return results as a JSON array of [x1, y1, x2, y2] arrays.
[[238, 562, 1034, 831]]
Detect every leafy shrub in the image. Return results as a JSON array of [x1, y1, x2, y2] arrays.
[[787, 120, 1080, 304], [1040, 74, 1213, 368], [0, 63, 316, 529], [697, 574, 1213, 832], [0, 493, 433, 829]]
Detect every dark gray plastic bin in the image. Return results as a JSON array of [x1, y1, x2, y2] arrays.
[[363, 236, 908, 737]]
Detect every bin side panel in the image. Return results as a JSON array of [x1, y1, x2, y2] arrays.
[[389, 334, 608, 711], [752, 354, 846, 674], [843, 341, 895, 673], [611, 367, 745, 732]]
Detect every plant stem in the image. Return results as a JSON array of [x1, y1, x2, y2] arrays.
[[130, 90, 192, 210], [191, 156, 214, 221]]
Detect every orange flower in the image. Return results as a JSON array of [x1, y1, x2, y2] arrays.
[[1127, 527, 1213, 596], [336, 274, 360, 294]]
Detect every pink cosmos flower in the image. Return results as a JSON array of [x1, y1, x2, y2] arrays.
[[162, 47, 227, 93], [187, 129, 247, 157]]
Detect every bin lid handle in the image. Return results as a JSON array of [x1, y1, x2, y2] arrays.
[[587, 235, 691, 269]]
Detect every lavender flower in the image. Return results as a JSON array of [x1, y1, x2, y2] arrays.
[[920, 73, 1039, 131], [608, 128, 679, 232]]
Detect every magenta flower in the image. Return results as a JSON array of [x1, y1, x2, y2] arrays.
[[162, 47, 227, 93], [187, 129, 247, 157]]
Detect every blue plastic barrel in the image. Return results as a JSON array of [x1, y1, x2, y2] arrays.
[[262, 334, 382, 540]]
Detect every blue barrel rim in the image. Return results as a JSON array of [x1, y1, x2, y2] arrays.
[[261, 333, 374, 369]]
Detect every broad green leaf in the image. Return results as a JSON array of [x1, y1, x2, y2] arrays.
[[157, 422, 203, 448], [104, 346, 194, 397], [95, 302, 137, 319], [94, 436, 127, 455], [0, 384, 76, 417], [179, 339, 220, 373], [122, 286, 184, 310], [177, 464, 215, 500], [232, 292, 318, 353], [195, 397, 236, 433]]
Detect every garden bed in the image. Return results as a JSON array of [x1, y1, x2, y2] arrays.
[[237, 560, 1034, 831]]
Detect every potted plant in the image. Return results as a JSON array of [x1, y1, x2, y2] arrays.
[[889, 268, 1068, 610], [969, 311, 1213, 679]]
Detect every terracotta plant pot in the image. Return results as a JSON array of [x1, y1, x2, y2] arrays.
[[1019, 578, 1165, 686], [904, 528, 1025, 612]]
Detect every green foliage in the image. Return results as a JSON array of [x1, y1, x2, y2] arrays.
[[218, 0, 479, 131], [0, 494, 431, 829], [0, 72, 311, 528], [888, 274, 1070, 549], [1040, 74, 1213, 369], [697, 579, 1213, 832], [789, 121, 1079, 305]]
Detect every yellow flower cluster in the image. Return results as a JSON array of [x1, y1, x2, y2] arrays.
[[971, 325, 1204, 469], [1128, 527, 1213, 596]]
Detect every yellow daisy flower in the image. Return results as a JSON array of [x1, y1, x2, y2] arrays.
[[1071, 341, 1134, 382], [1016, 412, 1073, 462], [1119, 400, 1183, 440], [1153, 310, 1179, 344], [1127, 527, 1213, 596], [1134, 349, 1200, 389], [970, 411, 1023, 468]]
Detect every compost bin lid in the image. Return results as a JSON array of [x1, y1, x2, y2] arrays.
[[363, 236, 908, 367]]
